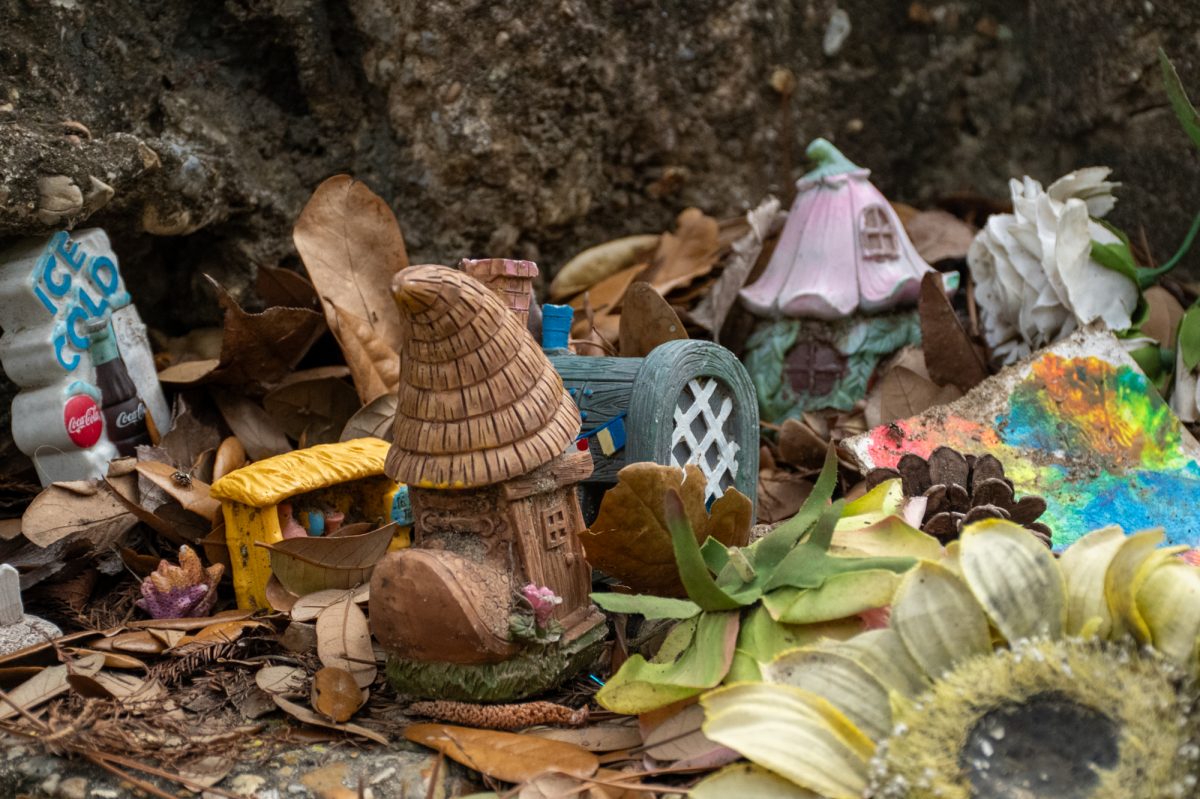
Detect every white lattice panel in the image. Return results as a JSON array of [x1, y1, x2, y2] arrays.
[[670, 378, 740, 501]]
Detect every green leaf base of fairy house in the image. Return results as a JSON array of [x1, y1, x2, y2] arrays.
[[384, 622, 608, 702], [743, 310, 922, 422]]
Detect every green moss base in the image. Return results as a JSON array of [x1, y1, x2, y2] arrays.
[[384, 621, 608, 702]]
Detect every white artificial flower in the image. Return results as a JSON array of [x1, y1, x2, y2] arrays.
[[967, 167, 1139, 364]]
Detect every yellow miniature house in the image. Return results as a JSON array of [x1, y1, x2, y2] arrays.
[[210, 437, 411, 610]]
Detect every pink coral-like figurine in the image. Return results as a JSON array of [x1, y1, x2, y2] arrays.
[[136, 545, 223, 619], [740, 138, 939, 320]]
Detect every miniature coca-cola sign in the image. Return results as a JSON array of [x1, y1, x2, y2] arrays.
[[0, 228, 170, 485], [64, 395, 103, 448]]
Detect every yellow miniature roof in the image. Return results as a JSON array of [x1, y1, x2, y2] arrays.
[[210, 438, 392, 507]]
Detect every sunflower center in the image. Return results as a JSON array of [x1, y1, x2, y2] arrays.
[[960, 691, 1119, 798]]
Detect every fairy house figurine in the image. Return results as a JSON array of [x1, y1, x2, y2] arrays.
[[369, 265, 606, 702], [739, 138, 958, 422]]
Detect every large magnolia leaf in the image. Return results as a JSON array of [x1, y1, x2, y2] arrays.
[[262, 524, 394, 596], [580, 462, 751, 597], [292, 176, 408, 403]]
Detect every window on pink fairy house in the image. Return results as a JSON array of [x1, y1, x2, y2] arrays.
[[543, 505, 569, 549], [859, 205, 899, 261]]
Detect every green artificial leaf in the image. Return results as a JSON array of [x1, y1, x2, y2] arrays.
[[590, 592, 701, 620], [727, 605, 862, 683], [666, 490, 746, 611], [595, 610, 741, 714], [701, 536, 732, 574], [1091, 239, 1141, 285], [763, 498, 917, 595], [1180, 302, 1200, 371], [1127, 344, 1165, 382], [1161, 48, 1200, 152], [751, 446, 838, 568], [762, 570, 903, 625]]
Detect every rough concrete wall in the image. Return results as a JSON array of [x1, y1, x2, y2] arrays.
[[1, 0, 1197, 332]]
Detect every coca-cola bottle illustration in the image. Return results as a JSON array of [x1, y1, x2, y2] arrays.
[[85, 319, 151, 455]]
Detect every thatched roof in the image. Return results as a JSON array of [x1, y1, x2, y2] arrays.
[[385, 265, 580, 489]]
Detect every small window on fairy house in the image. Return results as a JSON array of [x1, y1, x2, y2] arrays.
[[859, 205, 899, 261], [784, 340, 848, 397], [542, 506, 570, 549]]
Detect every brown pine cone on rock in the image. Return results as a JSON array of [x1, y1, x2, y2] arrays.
[[864, 446, 1052, 546]]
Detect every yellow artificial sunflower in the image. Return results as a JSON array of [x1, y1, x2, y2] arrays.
[[694, 520, 1200, 799]]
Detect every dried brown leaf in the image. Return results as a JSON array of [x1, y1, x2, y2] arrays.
[[777, 418, 829, 471], [159, 404, 221, 475], [1143, 286, 1185, 349], [918, 272, 988, 392], [176, 755, 236, 790], [212, 390, 292, 461], [865, 365, 963, 429], [550, 234, 659, 301], [691, 198, 785, 339], [212, 436, 247, 482], [0, 653, 103, 720], [126, 609, 254, 630], [757, 469, 813, 525], [310, 666, 364, 722], [405, 723, 599, 784], [21, 480, 137, 548], [264, 376, 360, 444], [638, 208, 721, 295], [329, 300, 401, 404], [273, 693, 388, 744], [569, 264, 648, 320], [156, 359, 220, 385], [903, 208, 976, 264], [134, 461, 221, 523], [175, 619, 267, 648], [618, 283, 687, 358], [264, 575, 300, 613], [256, 665, 306, 695], [293, 175, 408, 401], [158, 278, 325, 390], [264, 524, 394, 597], [315, 596, 376, 688], [62, 648, 146, 671], [290, 586, 371, 622], [530, 720, 643, 752], [339, 393, 397, 442], [641, 704, 726, 766], [256, 264, 320, 310], [579, 463, 751, 596]]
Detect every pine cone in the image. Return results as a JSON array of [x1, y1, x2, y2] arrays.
[[864, 446, 1052, 546]]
